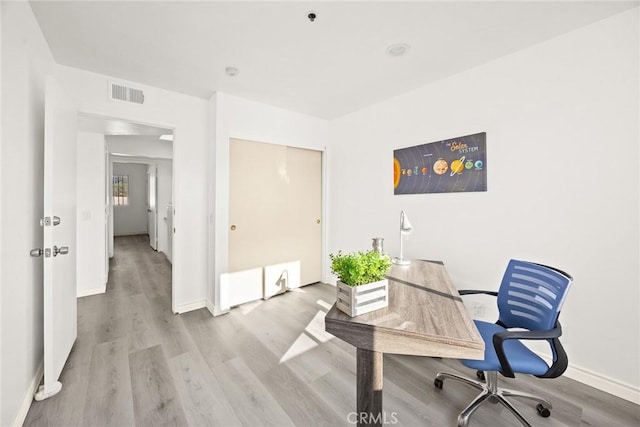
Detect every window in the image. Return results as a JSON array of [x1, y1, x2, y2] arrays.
[[113, 175, 129, 206]]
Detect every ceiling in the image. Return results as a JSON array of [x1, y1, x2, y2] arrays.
[[30, 1, 637, 119]]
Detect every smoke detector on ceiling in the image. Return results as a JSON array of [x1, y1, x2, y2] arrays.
[[386, 43, 410, 58], [109, 81, 145, 104]]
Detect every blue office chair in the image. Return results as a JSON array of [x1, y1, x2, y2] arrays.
[[434, 259, 573, 427]]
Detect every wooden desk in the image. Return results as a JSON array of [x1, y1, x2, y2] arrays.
[[325, 260, 484, 426]]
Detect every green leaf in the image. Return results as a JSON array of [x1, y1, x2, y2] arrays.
[[329, 250, 392, 287]]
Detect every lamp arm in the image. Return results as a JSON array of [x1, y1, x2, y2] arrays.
[[399, 225, 404, 261]]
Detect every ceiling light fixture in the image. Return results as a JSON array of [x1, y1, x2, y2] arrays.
[[225, 66, 238, 77], [386, 43, 410, 58]]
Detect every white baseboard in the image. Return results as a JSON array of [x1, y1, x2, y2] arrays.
[[207, 299, 229, 317], [173, 299, 206, 314], [77, 284, 106, 298], [113, 231, 147, 237], [13, 360, 43, 427], [564, 362, 640, 405], [537, 352, 640, 404]]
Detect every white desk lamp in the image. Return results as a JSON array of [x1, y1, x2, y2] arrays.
[[393, 210, 413, 266]]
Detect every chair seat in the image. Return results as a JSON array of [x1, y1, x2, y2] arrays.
[[461, 321, 550, 376]]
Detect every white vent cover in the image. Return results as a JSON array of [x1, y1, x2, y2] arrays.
[[109, 82, 145, 104]]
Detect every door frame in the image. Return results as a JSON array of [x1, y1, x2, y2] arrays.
[[146, 163, 159, 251], [78, 111, 178, 313]]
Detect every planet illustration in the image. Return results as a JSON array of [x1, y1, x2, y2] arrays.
[[433, 159, 448, 175], [450, 156, 465, 176], [421, 166, 428, 175], [393, 158, 401, 189], [475, 160, 484, 169], [465, 161, 474, 169], [407, 169, 412, 176]]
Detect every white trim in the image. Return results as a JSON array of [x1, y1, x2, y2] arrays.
[[207, 299, 229, 317], [173, 299, 206, 314], [77, 284, 106, 298], [537, 352, 640, 404], [113, 231, 148, 237], [563, 362, 640, 405], [13, 361, 43, 427], [321, 146, 330, 284]]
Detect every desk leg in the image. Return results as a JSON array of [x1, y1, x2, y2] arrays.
[[356, 348, 383, 427]]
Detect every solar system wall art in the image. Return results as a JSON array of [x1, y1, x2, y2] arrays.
[[393, 132, 487, 195]]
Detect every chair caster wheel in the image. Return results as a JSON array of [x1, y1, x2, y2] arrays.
[[476, 370, 485, 381], [536, 403, 551, 418], [434, 378, 443, 389]]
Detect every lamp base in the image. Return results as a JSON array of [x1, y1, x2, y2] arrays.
[[393, 257, 411, 266]]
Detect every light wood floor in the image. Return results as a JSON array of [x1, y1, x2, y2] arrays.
[[25, 235, 639, 426]]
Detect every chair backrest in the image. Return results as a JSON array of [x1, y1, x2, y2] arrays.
[[497, 260, 573, 331]]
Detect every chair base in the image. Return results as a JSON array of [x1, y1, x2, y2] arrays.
[[434, 370, 553, 427]]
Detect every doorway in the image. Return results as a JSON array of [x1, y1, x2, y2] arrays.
[[76, 114, 174, 307]]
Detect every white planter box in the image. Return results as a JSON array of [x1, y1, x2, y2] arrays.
[[336, 279, 388, 317]]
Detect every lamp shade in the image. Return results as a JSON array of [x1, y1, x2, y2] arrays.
[[400, 210, 413, 234]]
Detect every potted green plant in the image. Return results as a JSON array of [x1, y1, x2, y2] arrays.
[[330, 250, 392, 316]]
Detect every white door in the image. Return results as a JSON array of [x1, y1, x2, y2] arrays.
[[147, 165, 158, 250], [35, 77, 78, 400], [229, 139, 322, 303]]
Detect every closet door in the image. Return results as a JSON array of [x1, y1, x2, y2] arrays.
[[229, 139, 321, 301]]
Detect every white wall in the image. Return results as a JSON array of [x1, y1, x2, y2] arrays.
[[328, 9, 639, 401], [0, 2, 56, 425], [112, 162, 148, 236], [76, 132, 107, 297], [209, 92, 330, 314], [56, 65, 209, 313]]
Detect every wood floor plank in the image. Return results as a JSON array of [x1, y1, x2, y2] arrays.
[[167, 351, 241, 427], [127, 293, 162, 353], [108, 267, 143, 296], [181, 307, 247, 365], [82, 338, 136, 426], [221, 316, 346, 426], [147, 297, 196, 358], [92, 290, 132, 345], [212, 357, 295, 427], [129, 345, 188, 427]]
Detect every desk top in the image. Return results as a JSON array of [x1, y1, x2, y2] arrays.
[[325, 260, 484, 359]]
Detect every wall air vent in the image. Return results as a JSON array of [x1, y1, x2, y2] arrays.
[[109, 82, 145, 104]]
